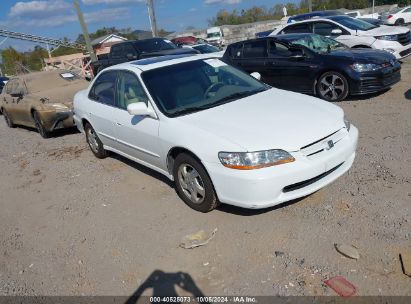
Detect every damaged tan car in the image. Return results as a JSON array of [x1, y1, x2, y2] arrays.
[[0, 70, 88, 138]]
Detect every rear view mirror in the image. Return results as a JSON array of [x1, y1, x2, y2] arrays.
[[127, 102, 156, 118], [331, 29, 343, 35], [250, 72, 261, 80]]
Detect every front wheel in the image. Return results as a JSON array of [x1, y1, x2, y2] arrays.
[[173, 153, 219, 212], [33, 111, 50, 138], [395, 19, 405, 26], [84, 123, 107, 159], [316, 71, 349, 102], [3, 109, 15, 128]]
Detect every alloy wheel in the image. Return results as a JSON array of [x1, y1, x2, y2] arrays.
[[177, 163, 206, 204], [318, 74, 346, 101], [87, 127, 99, 153]]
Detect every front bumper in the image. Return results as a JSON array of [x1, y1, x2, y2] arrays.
[[372, 39, 411, 59], [348, 64, 401, 95], [40, 110, 75, 131], [204, 126, 358, 209]]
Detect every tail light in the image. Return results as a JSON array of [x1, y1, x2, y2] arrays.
[[387, 15, 393, 19]]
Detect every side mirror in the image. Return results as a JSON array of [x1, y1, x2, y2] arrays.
[[127, 102, 156, 118], [250, 72, 261, 80], [331, 28, 343, 35]]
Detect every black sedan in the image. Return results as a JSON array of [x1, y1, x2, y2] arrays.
[[223, 34, 401, 101]]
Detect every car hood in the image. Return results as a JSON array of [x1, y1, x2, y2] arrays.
[[329, 48, 395, 64], [176, 89, 345, 152], [359, 25, 409, 36]]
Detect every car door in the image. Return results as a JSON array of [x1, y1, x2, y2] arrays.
[[112, 70, 162, 169], [2, 79, 20, 122], [87, 70, 119, 148], [230, 40, 268, 79], [402, 7, 411, 23], [9, 78, 31, 125], [264, 40, 315, 92]]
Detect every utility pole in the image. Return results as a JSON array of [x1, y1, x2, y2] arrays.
[[73, 0, 97, 62], [146, 0, 158, 37], [308, 0, 312, 12]]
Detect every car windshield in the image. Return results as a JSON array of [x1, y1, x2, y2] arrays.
[[389, 7, 403, 14], [291, 34, 348, 54], [133, 39, 177, 53], [330, 16, 377, 31], [207, 32, 221, 38], [192, 44, 220, 53], [142, 59, 268, 117]]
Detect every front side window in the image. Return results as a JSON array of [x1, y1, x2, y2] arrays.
[[117, 71, 148, 110], [268, 41, 292, 57], [313, 22, 341, 36], [142, 59, 268, 117], [243, 40, 267, 58], [228, 43, 243, 58], [123, 44, 137, 56], [89, 71, 117, 106]]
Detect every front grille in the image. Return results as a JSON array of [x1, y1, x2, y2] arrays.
[[299, 129, 346, 158], [398, 31, 411, 46], [400, 47, 411, 57], [283, 163, 344, 193], [359, 71, 400, 90]]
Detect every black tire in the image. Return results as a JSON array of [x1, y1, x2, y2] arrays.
[[173, 153, 219, 212], [316, 71, 349, 102], [395, 19, 405, 26], [3, 109, 15, 128], [33, 111, 50, 138], [84, 123, 107, 159]]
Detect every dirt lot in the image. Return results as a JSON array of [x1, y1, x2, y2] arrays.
[[0, 59, 410, 298]]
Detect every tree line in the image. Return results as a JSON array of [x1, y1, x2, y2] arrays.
[[209, 0, 409, 26]]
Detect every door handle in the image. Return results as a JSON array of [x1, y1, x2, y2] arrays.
[[116, 122, 122, 126]]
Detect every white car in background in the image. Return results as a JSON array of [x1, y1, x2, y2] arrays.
[[384, 6, 411, 26], [345, 11, 380, 19], [73, 54, 358, 212], [270, 15, 411, 59]]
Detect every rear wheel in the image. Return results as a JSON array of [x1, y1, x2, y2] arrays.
[[3, 109, 15, 128], [173, 153, 219, 212], [84, 123, 107, 159], [33, 111, 50, 138], [395, 18, 405, 26], [316, 71, 349, 102]]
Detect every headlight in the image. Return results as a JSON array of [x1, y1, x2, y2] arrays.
[[344, 115, 351, 132], [350, 63, 381, 72], [218, 149, 295, 170], [375, 35, 398, 41]]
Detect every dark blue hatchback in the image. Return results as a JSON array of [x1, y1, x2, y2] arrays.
[[223, 33, 401, 101]]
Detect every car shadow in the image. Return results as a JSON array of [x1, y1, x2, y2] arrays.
[[345, 89, 390, 101], [125, 270, 207, 302], [110, 153, 174, 189], [216, 195, 308, 216], [404, 89, 411, 100]]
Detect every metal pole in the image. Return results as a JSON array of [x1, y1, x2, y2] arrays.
[[372, 0, 375, 16], [308, 0, 312, 13], [146, 0, 158, 37], [73, 0, 97, 62]]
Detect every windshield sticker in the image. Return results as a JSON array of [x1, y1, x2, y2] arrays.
[[204, 59, 227, 68]]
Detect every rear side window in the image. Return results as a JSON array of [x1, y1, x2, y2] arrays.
[[243, 40, 267, 58], [281, 23, 311, 34], [123, 44, 137, 56], [89, 71, 117, 106], [111, 44, 124, 58]]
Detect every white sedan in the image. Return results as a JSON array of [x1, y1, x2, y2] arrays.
[[73, 54, 358, 212]]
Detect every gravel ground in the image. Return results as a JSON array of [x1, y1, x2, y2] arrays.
[[0, 59, 410, 298]]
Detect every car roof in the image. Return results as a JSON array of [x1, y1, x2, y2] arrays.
[[107, 53, 221, 72], [289, 10, 341, 20]]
